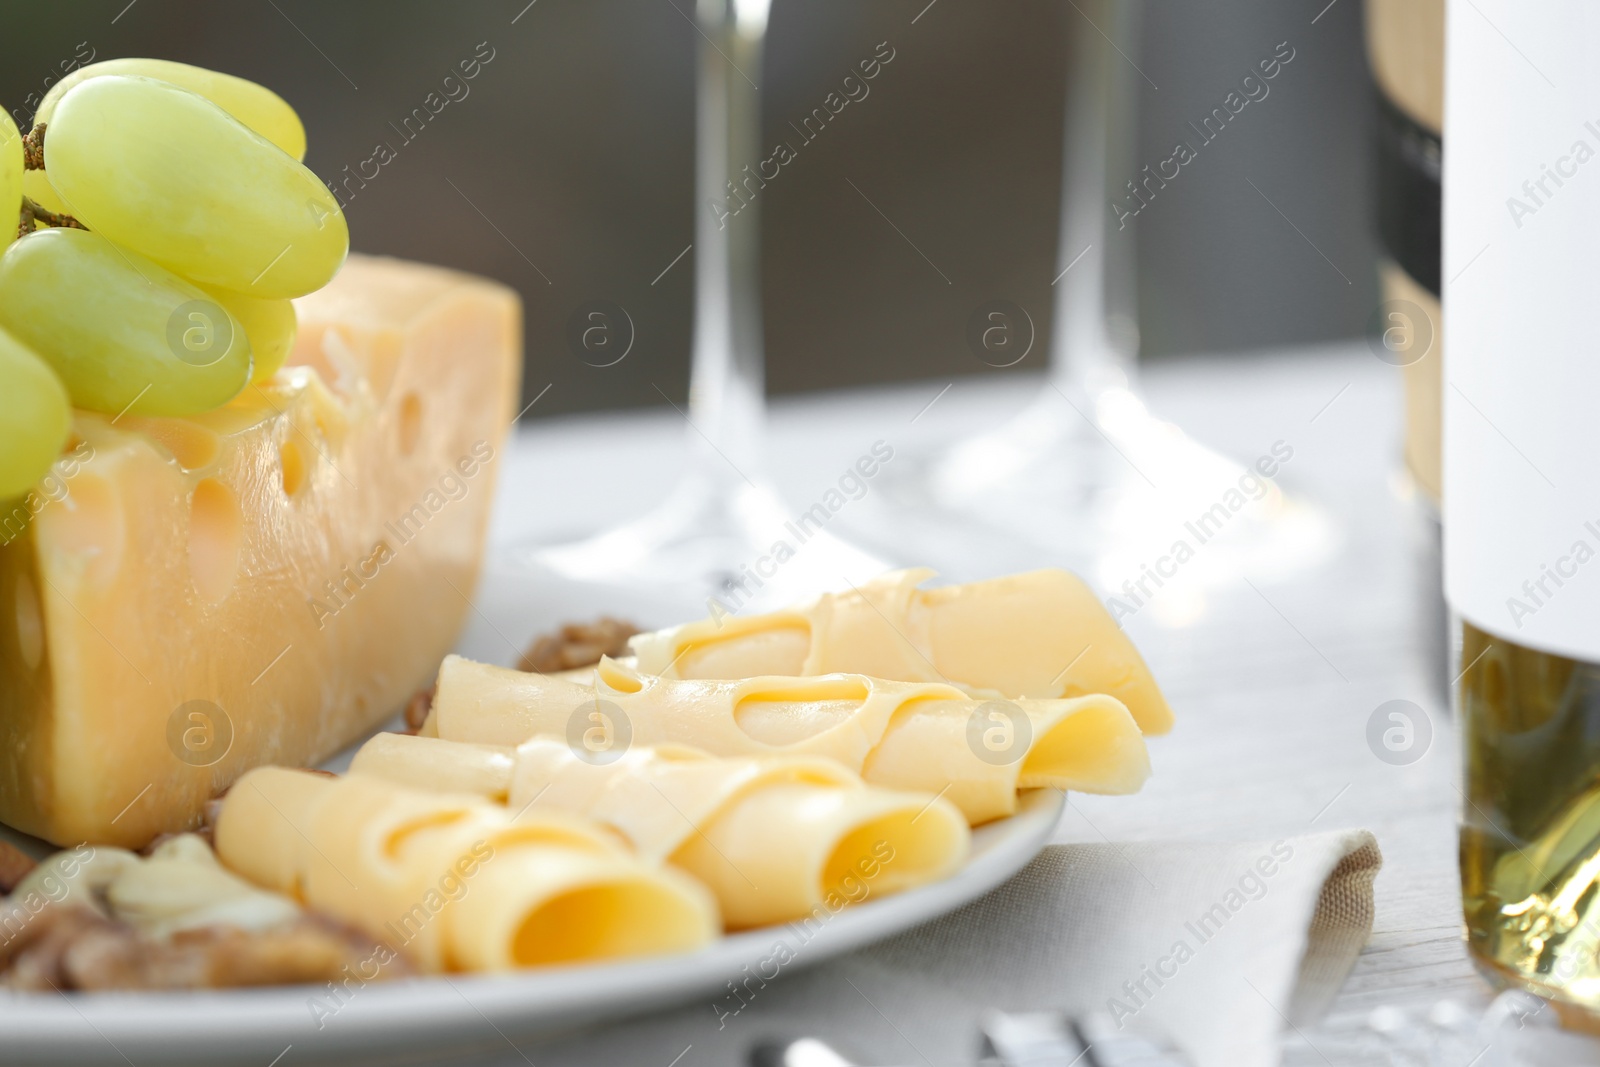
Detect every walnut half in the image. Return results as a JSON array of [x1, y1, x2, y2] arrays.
[[518, 616, 641, 673], [0, 841, 36, 893], [0, 902, 411, 992]]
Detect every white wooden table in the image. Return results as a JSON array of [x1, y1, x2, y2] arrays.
[[483, 342, 1497, 1065]]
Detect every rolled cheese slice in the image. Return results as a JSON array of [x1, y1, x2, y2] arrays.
[[426, 655, 1150, 825], [353, 732, 971, 928], [214, 767, 718, 971], [628, 568, 1173, 735]]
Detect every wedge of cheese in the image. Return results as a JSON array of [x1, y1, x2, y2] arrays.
[[0, 255, 521, 848], [352, 732, 971, 928], [215, 767, 719, 971], [426, 655, 1151, 825], [629, 568, 1174, 734]]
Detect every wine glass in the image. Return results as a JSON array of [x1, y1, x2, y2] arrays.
[[502, 0, 887, 632], [872, 0, 1334, 623]]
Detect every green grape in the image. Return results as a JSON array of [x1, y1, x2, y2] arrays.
[[0, 111, 21, 250], [0, 228, 252, 417], [48, 76, 347, 299], [0, 326, 71, 500], [200, 284, 296, 383], [22, 170, 66, 215], [35, 58, 306, 160]]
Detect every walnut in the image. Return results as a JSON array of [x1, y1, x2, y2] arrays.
[[0, 841, 36, 893], [62, 917, 411, 990], [0, 904, 111, 991], [61, 921, 202, 990], [518, 617, 641, 674], [2, 829, 416, 992], [0, 903, 411, 991], [403, 685, 435, 733]]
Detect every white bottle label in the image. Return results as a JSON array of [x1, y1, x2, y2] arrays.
[[1444, 0, 1600, 660]]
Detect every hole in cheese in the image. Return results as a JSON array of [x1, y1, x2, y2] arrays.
[[733, 679, 869, 746], [398, 392, 423, 456], [381, 809, 476, 860], [188, 479, 243, 605], [280, 439, 308, 497], [485, 822, 617, 856], [14, 572, 42, 673], [511, 879, 707, 966], [679, 625, 810, 679]]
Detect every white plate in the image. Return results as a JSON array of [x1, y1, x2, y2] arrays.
[[0, 789, 1062, 1066]]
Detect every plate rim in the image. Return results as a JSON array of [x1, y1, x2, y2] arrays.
[[0, 790, 1063, 1065]]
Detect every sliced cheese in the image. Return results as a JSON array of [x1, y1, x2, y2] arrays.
[[428, 655, 1150, 825], [354, 732, 518, 801], [0, 255, 521, 847], [629, 568, 1174, 734], [353, 732, 971, 928], [214, 767, 719, 971]]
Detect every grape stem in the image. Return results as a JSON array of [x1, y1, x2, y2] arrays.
[[17, 197, 87, 239], [21, 124, 44, 171], [15, 124, 87, 238]]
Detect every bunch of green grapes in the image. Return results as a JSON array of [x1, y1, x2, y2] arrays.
[[0, 59, 347, 499]]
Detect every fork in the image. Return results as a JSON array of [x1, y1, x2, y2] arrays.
[[749, 1010, 1194, 1066]]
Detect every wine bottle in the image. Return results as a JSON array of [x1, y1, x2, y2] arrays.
[[1446, 0, 1600, 1016], [1365, 0, 1446, 696]]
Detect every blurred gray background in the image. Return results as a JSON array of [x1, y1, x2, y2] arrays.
[[2, 0, 1376, 417]]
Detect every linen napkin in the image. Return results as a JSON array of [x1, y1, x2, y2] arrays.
[[519, 828, 1381, 1067]]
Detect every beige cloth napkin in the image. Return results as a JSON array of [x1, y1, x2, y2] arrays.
[[523, 828, 1381, 1067]]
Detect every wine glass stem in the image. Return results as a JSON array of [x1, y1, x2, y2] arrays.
[[690, 0, 769, 486], [1050, 0, 1142, 404]]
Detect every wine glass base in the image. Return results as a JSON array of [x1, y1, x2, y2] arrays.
[[875, 384, 1338, 624], [466, 476, 893, 660]]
